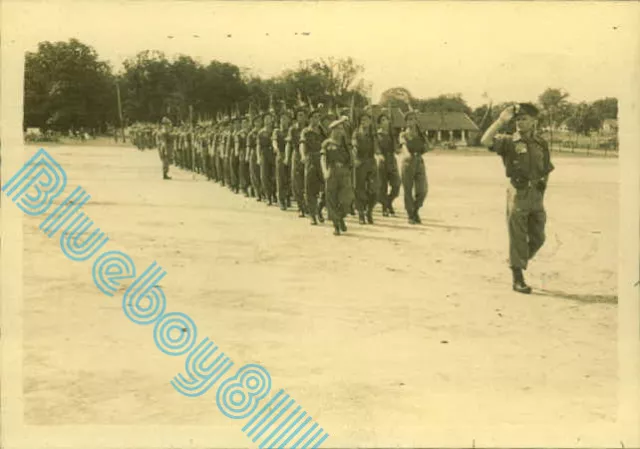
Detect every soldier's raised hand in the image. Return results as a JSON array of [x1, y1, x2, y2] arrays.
[[498, 105, 516, 123]]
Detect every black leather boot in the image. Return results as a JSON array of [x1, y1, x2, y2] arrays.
[[366, 209, 374, 224], [388, 204, 396, 216], [511, 267, 532, 294], [413, 208, 422, 224]]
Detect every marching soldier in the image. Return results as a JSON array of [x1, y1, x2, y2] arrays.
[[398, 110, 430, 224], [352, 111, 378, 224], [300, 109, 326, 225], [339, 107, 357, 217], [321, 116, 354, 236], [210, 124, 219, 182], [286, 107, 308, 217], [230, 117, 241, 193], [248, 114, 263, 201], [190, 123, 202, 173], [158, 117, 175, 180], [258, 111, 277, 205], [480, 103, 554, 294], [225, 118, 234, 188], [317, 107, 336, 222], [376, 111, 401, 216], [215, 122, 225, 185], [273, 110, 292, 210], [235, 116, 250, 196]]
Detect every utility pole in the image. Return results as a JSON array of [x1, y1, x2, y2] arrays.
[[116, 82, 125, 142]]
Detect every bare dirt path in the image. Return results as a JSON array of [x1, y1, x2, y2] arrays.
[[20, 143, 618, 447]]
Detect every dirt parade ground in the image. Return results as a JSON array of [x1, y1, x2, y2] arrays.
[[17, 141, 618, 447]]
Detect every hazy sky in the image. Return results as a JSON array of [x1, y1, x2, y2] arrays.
[[4, 1, 639, 108]]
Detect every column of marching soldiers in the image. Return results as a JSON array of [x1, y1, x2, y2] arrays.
[[129, 99, 430, 236]]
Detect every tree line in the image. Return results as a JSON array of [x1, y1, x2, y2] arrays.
[[24, 38, 618, 140], [24, 39, 371, 134]]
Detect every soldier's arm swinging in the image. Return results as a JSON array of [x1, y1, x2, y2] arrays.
[[300, 142, 307, 162], [272, 133, 279, 159], [320, 149, 328, 180], [284, 141, 291, 166], [351, 132, 359, 166]]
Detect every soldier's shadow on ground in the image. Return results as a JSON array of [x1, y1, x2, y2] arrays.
[[531, 288, 617, 305], [338, 232, 405, 245], [371, 219, 482, 232]]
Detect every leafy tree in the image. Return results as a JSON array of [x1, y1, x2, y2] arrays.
[[537, 87, 570, 130], [120, 50, 174, 123], [591, 97, 618, 120], [566, 102, 601, 135], [24, 38, 117, 132], [416, 93, 472, 115]]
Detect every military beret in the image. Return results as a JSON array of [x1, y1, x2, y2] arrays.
[[515, 103, 540, 117], [329, 116, 348, 130]]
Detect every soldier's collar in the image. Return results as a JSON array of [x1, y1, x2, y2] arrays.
[[513, 131, 536, 143]]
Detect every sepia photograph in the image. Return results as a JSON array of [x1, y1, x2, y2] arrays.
[[1, 1, 639, 448]]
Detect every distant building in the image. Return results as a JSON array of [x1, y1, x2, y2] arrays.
[[417, 111, 480, 146], [601, 119, 617, 134], [372, 107, 480, 146], [25, 127, 42, 136]]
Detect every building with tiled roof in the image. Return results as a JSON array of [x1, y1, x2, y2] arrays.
[[370, 106, 480, 146]]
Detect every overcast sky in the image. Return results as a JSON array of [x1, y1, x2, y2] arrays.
[[4, 1, 639, 108]]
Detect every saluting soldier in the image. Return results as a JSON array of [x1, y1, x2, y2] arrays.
[[300, 109, 326, 225], [258, 111, 277, 205], [398, 110, 430, 224], [480, 103, 554, 294], [273, 110, 292, 210], [286, 107, 308, 217], [376, 111, 401, 216], [321, 116, 354, 236]]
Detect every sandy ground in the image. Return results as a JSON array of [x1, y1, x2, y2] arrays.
[[17, 142, 619, 447]]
